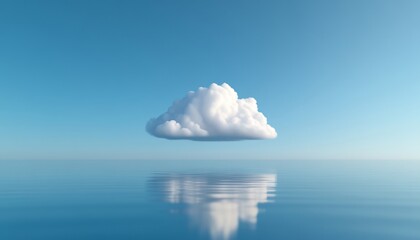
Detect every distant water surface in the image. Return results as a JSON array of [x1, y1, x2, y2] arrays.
[[0, 160, 419, 240]]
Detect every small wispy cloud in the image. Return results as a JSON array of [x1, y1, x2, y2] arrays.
[[146, 83, 277, 141]]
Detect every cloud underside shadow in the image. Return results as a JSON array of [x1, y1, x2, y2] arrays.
[[146, 83, 277, 141]]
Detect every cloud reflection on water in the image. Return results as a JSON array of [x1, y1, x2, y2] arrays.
[[150, 173, 276, 240]]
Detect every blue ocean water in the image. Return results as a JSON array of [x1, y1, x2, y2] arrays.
[[0, 160, 419, 240]]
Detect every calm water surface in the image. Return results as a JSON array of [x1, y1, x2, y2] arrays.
[[0, 160, 419, 240]]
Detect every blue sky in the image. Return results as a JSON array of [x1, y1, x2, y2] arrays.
[[1, 0, 419, 160]]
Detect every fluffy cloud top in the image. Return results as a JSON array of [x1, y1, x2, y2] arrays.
[[146, 83, 277, 140]]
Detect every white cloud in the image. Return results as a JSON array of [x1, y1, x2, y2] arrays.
[[146, 83, 277, 140]]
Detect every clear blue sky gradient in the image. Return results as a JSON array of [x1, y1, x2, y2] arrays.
[[1, 0, 419, 160]]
